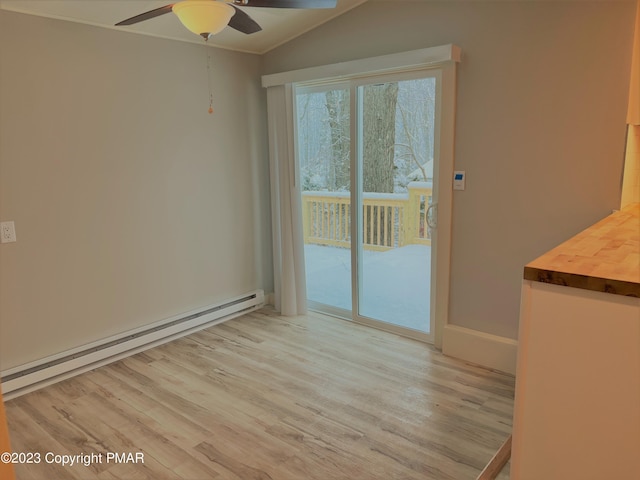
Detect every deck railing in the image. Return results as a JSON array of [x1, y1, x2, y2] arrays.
[[302, 182, 432, 251]]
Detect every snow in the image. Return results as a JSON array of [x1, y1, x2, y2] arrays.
[[304, 244, 431, 333]]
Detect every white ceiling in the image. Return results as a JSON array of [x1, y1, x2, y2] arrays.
[[0, 0, 369, 54]]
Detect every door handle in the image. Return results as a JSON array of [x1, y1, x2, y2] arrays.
[[426, 203, 437, 229]]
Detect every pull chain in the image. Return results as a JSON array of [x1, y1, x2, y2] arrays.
[[206, 42, 214, 114]]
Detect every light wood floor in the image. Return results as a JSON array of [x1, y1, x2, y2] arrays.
[[5, 308, 515, 479]]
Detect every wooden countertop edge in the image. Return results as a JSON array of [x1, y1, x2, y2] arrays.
[[523, 204, 639, 297], [523, 266, 640, 298]]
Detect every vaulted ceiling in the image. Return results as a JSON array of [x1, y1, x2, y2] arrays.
[[0, 0, 369, 54]]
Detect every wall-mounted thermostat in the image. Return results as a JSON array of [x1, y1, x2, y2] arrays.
[[453, 170, 466, 191]]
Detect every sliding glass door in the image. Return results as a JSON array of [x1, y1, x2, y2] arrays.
[[296, 71, 439, 342], [356, 77, 435, 335], [296, 85, 352, 315]]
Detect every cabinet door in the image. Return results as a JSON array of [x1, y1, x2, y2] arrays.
[[511, 281, 640, 480]]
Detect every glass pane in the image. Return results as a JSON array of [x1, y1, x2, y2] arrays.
[[358, 77, 436, 333], [297, 88, 351, 311]]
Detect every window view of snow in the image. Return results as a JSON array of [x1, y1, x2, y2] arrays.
[[297, 77, 436, 334]]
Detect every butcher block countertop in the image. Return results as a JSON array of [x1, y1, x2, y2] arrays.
[[524, 203, 640, 297]]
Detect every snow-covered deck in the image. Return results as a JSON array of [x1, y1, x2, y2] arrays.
[[304, 244, 431, 333]]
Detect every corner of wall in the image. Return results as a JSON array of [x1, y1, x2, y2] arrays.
[[621, 125, 640, 208]]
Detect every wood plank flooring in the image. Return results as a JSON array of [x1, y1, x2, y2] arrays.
[[5, 308, 515, 479]]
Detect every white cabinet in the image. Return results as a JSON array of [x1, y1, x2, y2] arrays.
[[511, 281, 640, 479]]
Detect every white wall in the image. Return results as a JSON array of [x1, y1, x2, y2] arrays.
[[1, 2, 634, 373], [0, 11, 272, 370], [262, 0, 636, 340]]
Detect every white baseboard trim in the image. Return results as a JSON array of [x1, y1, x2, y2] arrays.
[[442, 324, 518, 375], [1, 290, 265, 400]]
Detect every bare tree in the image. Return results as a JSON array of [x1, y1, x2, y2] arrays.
[[324, 89, 350, 191], [362, 83, 399, 194], [360, 83, 399, 245], [394, 78, 436, 185]]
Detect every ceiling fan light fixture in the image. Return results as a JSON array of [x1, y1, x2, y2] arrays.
[[172, 1, 235, 38]]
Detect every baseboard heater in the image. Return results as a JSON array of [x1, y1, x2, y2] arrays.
[[1, 289, 264, 400]]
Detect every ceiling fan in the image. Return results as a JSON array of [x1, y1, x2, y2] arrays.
[[115, 0, 338, 40]]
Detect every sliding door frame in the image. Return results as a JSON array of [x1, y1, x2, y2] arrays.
[[263, 45, 460, 348]]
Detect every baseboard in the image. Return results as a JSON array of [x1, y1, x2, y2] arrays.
[[1, 290, 265, 400], [442, 324, 518, 375]]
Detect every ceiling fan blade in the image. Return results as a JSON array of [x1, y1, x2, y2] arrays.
[[227, 5, 262, 34], [234, 0, 336, 8], [115, 4, 175, 26]]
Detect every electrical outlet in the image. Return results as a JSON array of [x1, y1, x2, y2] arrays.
[[0, 221, 17, 243]]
